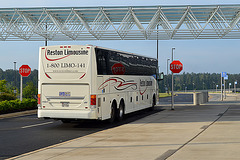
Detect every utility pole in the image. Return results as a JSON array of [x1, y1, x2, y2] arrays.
[[221, 72, 223, 101], [14, 62, 17, 96], [171, 47, 175, 110], [45, 23, 48, 46], [224, 77, 226, 99], [167, 58, 170, 94]]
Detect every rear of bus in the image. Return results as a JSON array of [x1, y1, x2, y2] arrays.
[[38, 45, 98, 121]]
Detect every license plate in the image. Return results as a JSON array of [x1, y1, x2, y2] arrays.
[[62, 102, 69, 107], [59, 92, 71, 97]]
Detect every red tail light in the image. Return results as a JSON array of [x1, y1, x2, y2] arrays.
[[38, 94, 41, 104], [91, 95, 96, 105]]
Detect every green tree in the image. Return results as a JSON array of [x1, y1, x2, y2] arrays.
[[0, 80, 11, 93], [0, 79, 16, 101], [23, 82, 37, 98]]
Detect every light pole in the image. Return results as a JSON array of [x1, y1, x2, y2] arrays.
[[13, 62, 17, 97], [229, 83, 231, 93], [45, 23, 48, 46], [234, 80, 237, 93], [193, 82, 195, 92], [171, 47, 175, 110], [157, 24, 159, 69], [167, 58, 170, 75], [167, 58, 170, 94]]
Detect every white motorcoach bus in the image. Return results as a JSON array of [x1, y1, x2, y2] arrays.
[[38, 45, 158, 122]]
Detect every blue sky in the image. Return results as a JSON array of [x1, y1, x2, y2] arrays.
[[1, 0, 240, 74]]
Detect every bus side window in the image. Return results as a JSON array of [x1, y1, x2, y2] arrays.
[[96, 50, 108, 75]]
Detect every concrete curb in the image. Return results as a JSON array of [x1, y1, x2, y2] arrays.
[[0, 110, 37, 119]]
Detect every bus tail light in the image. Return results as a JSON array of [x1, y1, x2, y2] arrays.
[[38, 94, 41, 104], [91, 95, 96, 105]]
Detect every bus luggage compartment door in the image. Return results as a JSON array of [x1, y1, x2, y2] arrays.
[[41, 84, 89, 110]]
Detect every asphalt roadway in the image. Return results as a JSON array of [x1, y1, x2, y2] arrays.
[[3, 93, 240, 160], [159, 93, 193, 104]]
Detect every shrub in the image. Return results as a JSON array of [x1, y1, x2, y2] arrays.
[[0, 93, 16, 101], [0, 98, 37, 114], [23, 82, 37, 98]]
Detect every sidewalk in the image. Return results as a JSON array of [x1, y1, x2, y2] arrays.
[[9, 94, 240, 160]]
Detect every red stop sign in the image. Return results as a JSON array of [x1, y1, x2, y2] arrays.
[[19, 65, 31, 77], [170, 60, 183, 73]]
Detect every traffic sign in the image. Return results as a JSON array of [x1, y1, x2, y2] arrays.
[[170, 60, 183, 73], [222, 72, 227, 77], [19, 65, 31, 77], [224, 75, 228, 80]]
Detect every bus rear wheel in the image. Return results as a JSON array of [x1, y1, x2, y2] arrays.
[[109, 103, 117, 123], [117, 102, 125, 121], [150, 95, 156, 111]]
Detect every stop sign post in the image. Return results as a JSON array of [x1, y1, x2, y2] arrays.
[[19, 65, 31, 101], [170, 60, 183, 110]]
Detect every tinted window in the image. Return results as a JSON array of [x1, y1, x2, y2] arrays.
[[95, 48, 157, 76]]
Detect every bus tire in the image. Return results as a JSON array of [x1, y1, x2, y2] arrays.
[[117, 101, 125, 121], [150, 95, 156, 111], [109, 102, 117, 123]]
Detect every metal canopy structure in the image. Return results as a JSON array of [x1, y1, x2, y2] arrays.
[[1, 5, 240, 41]]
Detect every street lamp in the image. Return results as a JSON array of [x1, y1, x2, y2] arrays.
[[166, 58, 170, 94], [157, 24, 159, 68], [167, 58, 170, 75], [13, 62, 17, 96], [234, 80, 237, 93], [193, 82, 195, 92], [171, 47, 175, 110]]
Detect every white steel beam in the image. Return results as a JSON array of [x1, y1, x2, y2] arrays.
[[45, 10, 74, 40], [101, 8, 123, 39], [196, 6, 220, 38], [0, 5, 240, 40], [72, 9, 97, 39], [129, 8, 147, 39], [171, 7, 190, 39]]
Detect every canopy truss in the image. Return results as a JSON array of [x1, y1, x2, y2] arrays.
[[1, 5, 240, 41]]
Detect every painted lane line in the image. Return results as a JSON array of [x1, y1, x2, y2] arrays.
[[21, 121, 54, 129]]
